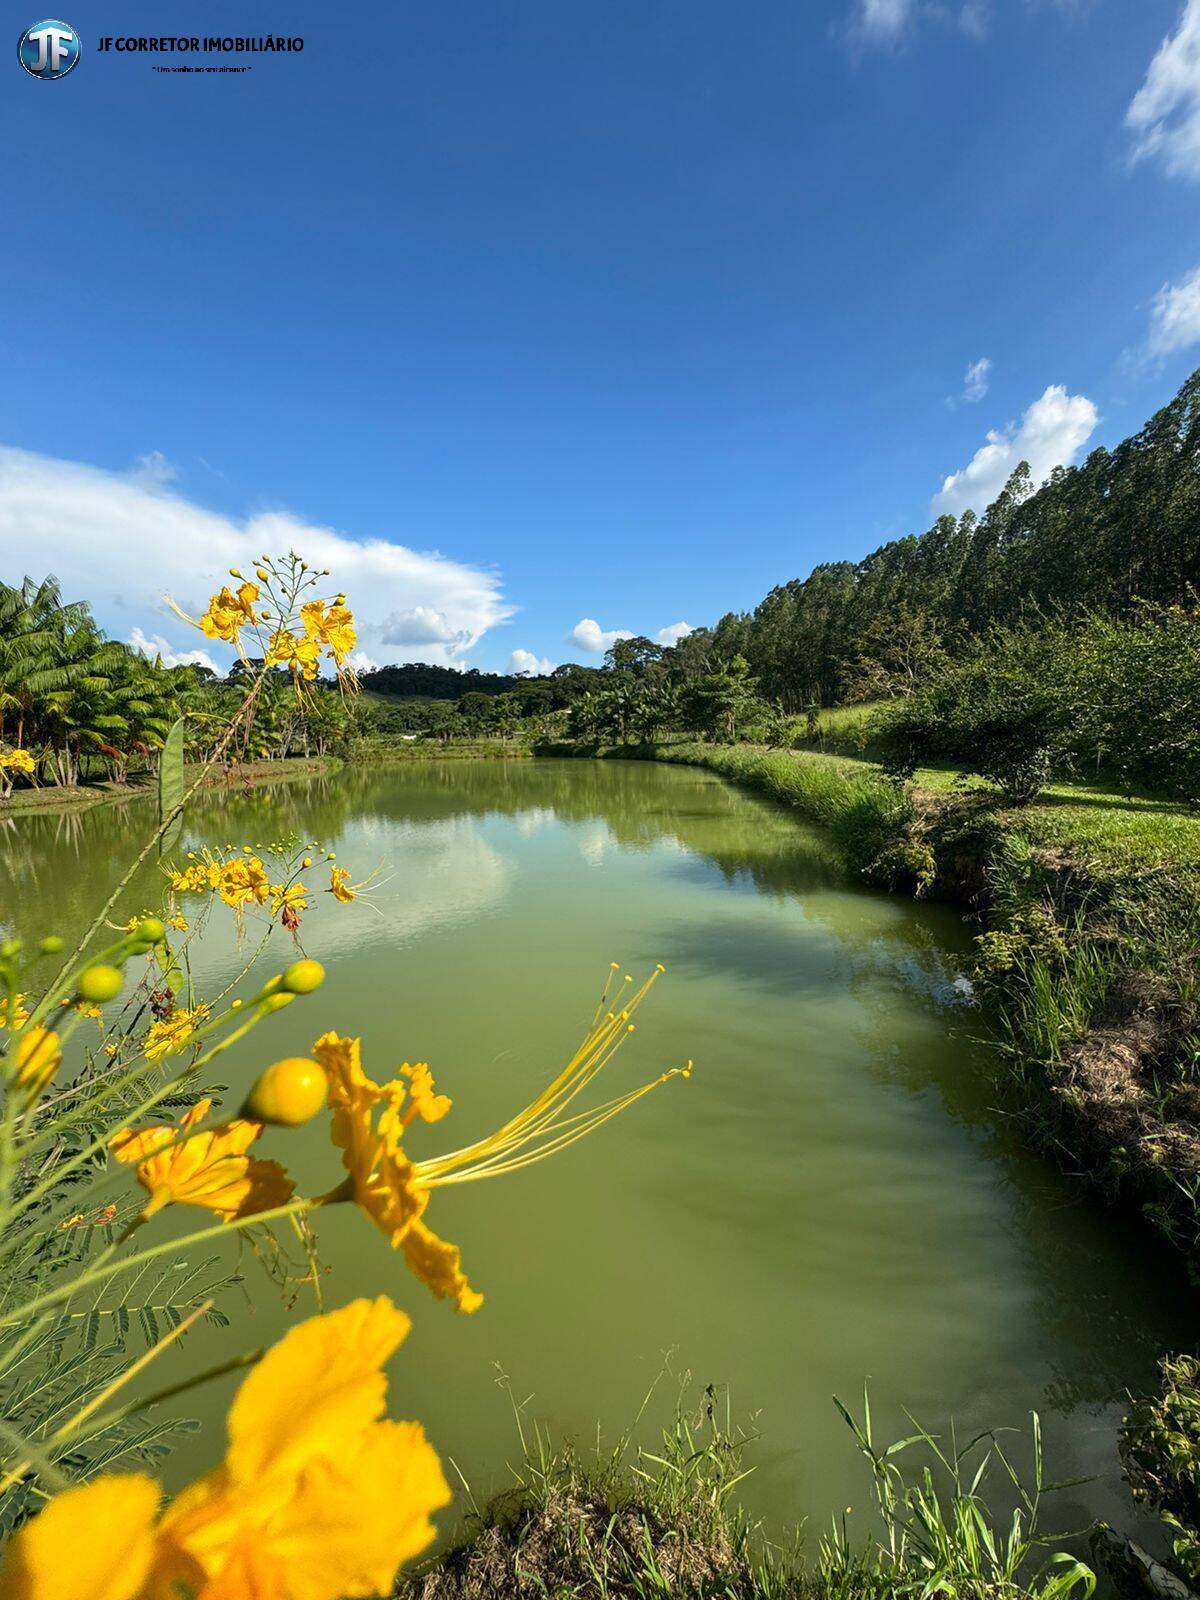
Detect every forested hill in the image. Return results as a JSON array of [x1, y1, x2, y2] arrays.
[[359, 663, 527, 699], [712, 368, 1200, 708], [360, 370, 1198, 710]]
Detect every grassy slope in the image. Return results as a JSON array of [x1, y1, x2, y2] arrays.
[[764, 745, 1200, 875]]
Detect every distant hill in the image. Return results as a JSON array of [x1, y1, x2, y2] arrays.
[[359, 663, 529, 700]]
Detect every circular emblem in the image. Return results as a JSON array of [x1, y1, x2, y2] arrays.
[[17, 19, 81, 79]]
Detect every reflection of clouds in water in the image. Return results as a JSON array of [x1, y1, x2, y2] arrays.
[[513, 807, 558, 838], [302, 817, 512, 955], [873, 945, 977, 1009], [576, 822, 613, 867]]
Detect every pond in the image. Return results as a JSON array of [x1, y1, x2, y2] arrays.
[[1, 757, 1193, 1552]]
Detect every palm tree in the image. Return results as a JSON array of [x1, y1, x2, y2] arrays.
[[0, 577, 92, 749]]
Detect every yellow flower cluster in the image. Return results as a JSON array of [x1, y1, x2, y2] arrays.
[[198, 581, 261, 645], [264, 598, 357, 687], [143, 1004, 209, 1061], [0, 1298, 449, 1600], [0, 749, 35, 775], [165, 846, 351, 929], [166, 852, 272, 910]]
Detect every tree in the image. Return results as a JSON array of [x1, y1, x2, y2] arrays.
[[680, 655, 760, 742]]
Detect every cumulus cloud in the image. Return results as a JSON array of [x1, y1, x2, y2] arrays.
[[852, 0, 914, 42], [1148, 263, 1200, 357], [379, 605, 471, 650], [570, 618, 635, 654], [656, 622, 696, 647], [0, 445, 512, 670], [128, 627, 219, 673], [1127, 0, 1200, 180], [510, 648, 557, 676], [932, 384, 1099, 516]]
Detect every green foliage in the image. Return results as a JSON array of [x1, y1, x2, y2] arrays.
[[822, 1396, 1095, 1600], [874, 606, 1200, 807], [158, 717, 185, 856], [1121, 1355, 1200, 1584]]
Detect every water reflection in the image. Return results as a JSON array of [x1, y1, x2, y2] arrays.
[[0, 758, 1193, 1553]]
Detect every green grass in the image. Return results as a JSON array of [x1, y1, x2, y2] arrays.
[[399, 1386, 1095, 1600]]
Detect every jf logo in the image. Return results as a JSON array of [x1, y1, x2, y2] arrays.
[[17, 19, 81, 79]]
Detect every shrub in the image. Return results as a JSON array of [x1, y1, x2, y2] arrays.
[[1122, 1354, 1200, 1585]]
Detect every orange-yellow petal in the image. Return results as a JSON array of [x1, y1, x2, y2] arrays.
[[401, 1217, 483, 1315], [224, 1296, 411, 1486], [0, 1473, 160, 1600]]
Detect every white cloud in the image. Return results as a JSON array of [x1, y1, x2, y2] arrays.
[[129, 450, 177, 486], [348, 648, 380, 674], [379, 605, 470, 649], [961, 356, 992, 403], [510, 648, 557, 676], [1148, 263, 1200, 357], [932, 384, 1099, 515], [128, 627, 219, 673], [0, 445, 513, 669], [853, 0, 914, 42], [570, 618, 635, 654], [656, 622, 696, 647], [959, 0, 989, 38], [1127, 0, 1200, 180]]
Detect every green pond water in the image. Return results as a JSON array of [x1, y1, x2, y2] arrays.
[[2, 757, 1195, 1552]]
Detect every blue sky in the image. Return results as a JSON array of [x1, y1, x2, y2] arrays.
[[2, 0, 1199, 674]]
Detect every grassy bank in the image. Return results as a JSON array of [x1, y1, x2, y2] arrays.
[[399, 1391, 1098, 1600], [0, 753, 339, 815], [543, 739, 1200, 1263]]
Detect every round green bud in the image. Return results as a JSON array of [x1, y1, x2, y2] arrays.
[[281, 959, 325, 995], [136, 918, 166, 945], [76, 964, 124, 1004], [38, 936, 64, 955], [259, 992, 296, 1014], [0, 939, 22, 960]]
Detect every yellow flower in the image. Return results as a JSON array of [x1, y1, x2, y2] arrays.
[[13, 1027, 62, 1095], [265, 627, 321, 683], [269, 881, 308, 917], [312, 969, 687, 1314], [168, 914, 188, 932], [0, 748, 35, 775], [110, 1098, 293, 1222], [0, 1299, 449, 1600], [143, 1004, 208, 1061], [198, 581, 260, 644], [300, 598, 358, 665], [329, 865, 355, 903], [0, 994, 29, 1031], [216, 856, 269, 909]]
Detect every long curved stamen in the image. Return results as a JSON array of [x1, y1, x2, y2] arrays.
[[423, 1065, 692, 1185], [415, 967, 665, 1181]]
